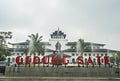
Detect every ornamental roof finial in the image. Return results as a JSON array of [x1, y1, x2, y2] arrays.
[[58, 27, 59, 31]]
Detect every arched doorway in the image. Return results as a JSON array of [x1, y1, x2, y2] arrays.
[[93, 58, 96, 65], [85, 58, 87, 64], [72, 58, 75, 64]]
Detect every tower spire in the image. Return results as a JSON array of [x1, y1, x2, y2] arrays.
[[57, 27, 59, 35], [58, 27, 59, 31]]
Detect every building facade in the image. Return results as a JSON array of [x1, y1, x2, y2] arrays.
[[7, 29, 118, 65]]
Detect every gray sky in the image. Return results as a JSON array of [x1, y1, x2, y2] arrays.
[[0, 0, 120, 50]]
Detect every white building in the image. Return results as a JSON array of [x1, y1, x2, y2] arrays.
[[7, 29, 118, 65]]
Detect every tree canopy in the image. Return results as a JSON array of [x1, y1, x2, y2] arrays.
[[0, 31, 12, 61], [77, 38, 86, 55], [110, 51, 120, 64], [28, 33, 44, 56], [0, 45, 11, 61]]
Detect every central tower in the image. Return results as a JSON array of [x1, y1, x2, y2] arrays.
[[50, 28, 67, 41], [48, 28, 69, 65], [48, 28, 68, 51]]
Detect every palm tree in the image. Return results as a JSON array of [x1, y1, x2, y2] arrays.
[[77, 38, 86, 55], [111, 53, 119, 65], [77, 39, 86, 66], [28, 33, 44, 55], [28, 33, 44, 67]]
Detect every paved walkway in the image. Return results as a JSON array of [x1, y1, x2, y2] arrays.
[[0, 76, 120, 80]]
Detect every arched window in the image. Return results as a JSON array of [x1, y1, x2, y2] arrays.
[[21, 53, 24, 56], [72, 58, 75, 64], [17, 53, 19, 56], [101, 54, 103, 56], [84, 54, 87, 56], [21, 58, 23, 63], [85, 58, 87, 64], [105, 54, 108, 56], [97, 54, 99, 56], [8, 58, 10, 63], [93, 58, 96, 65], [72, 53, 75, 56], [101, 59, 104, 63], [89, 54, 91, 56]]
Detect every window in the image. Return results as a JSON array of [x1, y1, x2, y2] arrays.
[[89, 54, 91, 56], [17, 46, 19, 48], [21, 46, 23, 48], [12, 53, 15, 55], [101, 59, 104, 63], [24, 46, 27, 48], [17, 53, 19, 56], [21, 58, 23, 62], [97, 54, 99, 56], [105, 54, 108, 56], [84, 54, 87, 56], [76, 54, 79, 56], [38, 53, 40, 56], [85, 58, 87, 64], [101, 54, 103, 56], [72, 53, 75, 56], [72, 58, 75, 64], [97, 47, 100, 49], [8, 58, 10, 63], [93, 54, 95, 56], [21, 53, 24, 56], [34, 54, 36, 56], [93, 58, 96, 64]]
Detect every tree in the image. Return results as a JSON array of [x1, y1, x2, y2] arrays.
[[77, 38, 86, 55], [23, 40, 29, 56], [23, 46, 29, 66], [116, 52, 120, 64], [110, 56, 115, 64], [28, 33, 44, 56], [0, 31, 12, 61], [0, 32, 12, 46], [0, 45, 11, 61], [110, 52, 120, 64], [23, 47, 29, 56]]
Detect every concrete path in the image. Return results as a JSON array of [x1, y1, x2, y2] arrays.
[[0, 76, 120, 80]]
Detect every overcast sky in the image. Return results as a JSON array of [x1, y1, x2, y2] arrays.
[[0, 0, 120, 50]]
